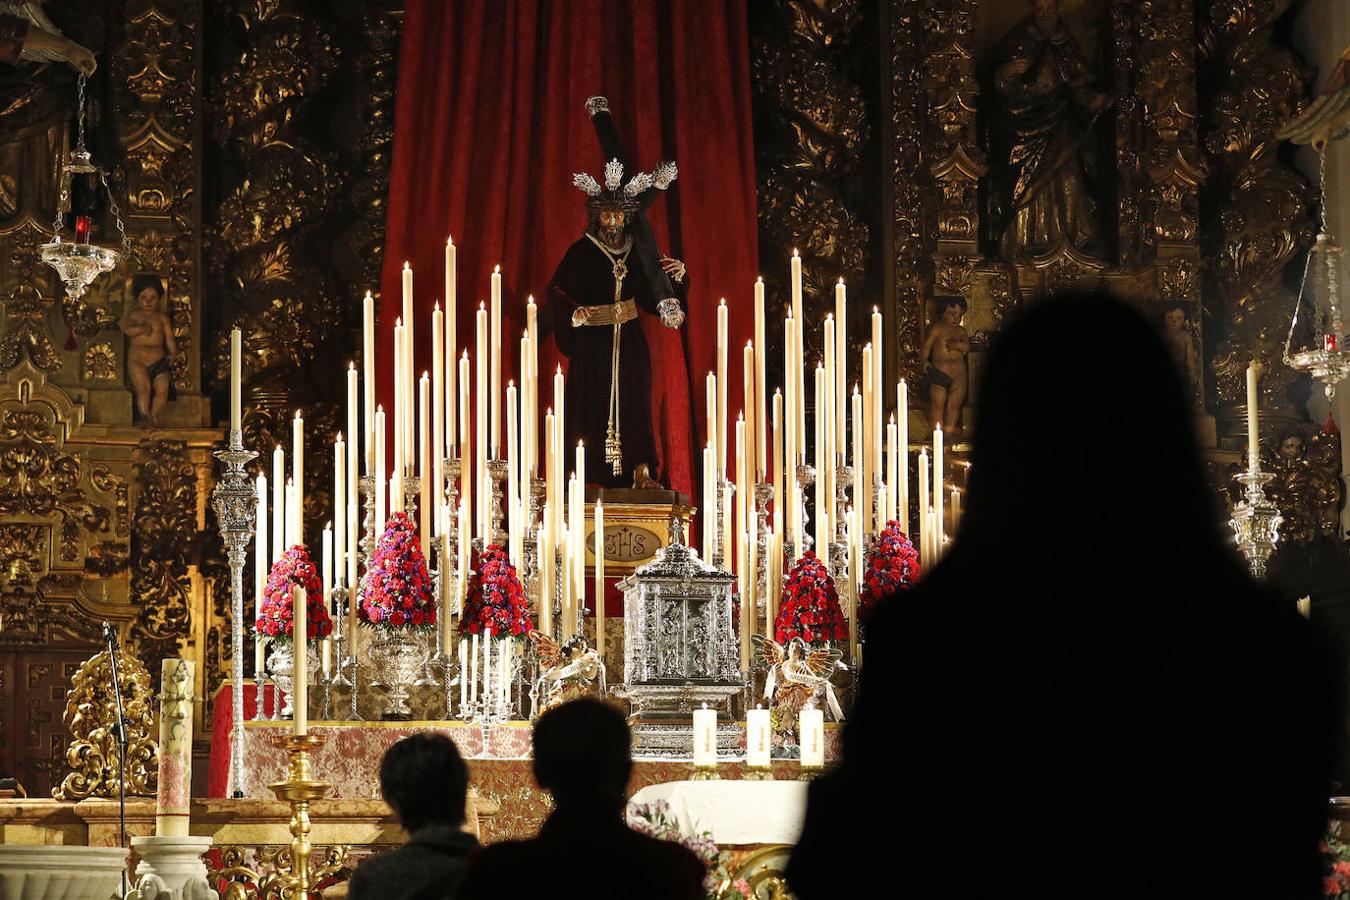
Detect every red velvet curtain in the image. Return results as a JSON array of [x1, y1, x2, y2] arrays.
[[381, 0, 758, 498]]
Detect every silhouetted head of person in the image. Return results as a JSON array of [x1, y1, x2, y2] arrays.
[[532, 698, 631, 812], [379, 733, 468, 832], [958, 292, 1235, 583]]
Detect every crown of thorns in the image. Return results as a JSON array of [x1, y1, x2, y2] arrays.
[[572, 158, 677, 212]]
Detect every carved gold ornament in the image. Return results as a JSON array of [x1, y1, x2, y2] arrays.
[[53, 645, 158, 801]]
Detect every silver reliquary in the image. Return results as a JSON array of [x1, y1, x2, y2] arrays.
[[616, 517, 745, 757]]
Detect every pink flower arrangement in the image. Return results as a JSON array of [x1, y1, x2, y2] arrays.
[[359, 512, 436, 629], [857, 519, 921, 629], [775, 552, 848, 646], [255, 544, 332, 642], [459, 544, 531, 638]]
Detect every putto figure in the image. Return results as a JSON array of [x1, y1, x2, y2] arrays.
[[121, 273, 177, 427], [922, 296, 970, 436], [545, 97, 686, 489]]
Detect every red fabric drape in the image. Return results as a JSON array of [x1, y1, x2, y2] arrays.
[[381, 0, 757, 498]]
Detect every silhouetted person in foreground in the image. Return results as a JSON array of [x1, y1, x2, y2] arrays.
[[457, 699, 705, 900], [788, 294, 1342, 898], [349, 733, 478, 900]]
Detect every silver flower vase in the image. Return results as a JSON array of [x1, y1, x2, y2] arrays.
[[370, 629, 429, 720], [267, 641, 319, 720]]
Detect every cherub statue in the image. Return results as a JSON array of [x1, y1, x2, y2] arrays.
[[752, 635, 846, 736], [527, 630, 606, 718], [121, 273, 177, 427]]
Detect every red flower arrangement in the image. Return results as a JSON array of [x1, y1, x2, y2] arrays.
[[774, 552, 848, 646], [255, 544, 332, 642], [459, 544, 531, 639], [359, 511, 436, 629], [857, 520, 921, 629]]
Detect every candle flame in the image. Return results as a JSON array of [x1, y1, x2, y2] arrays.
[[719, 297, 726, 307], [447, 234, 453, 245], [403, 261, 410, 270], [377, 404, 384, 412], [422, 370, 429, 379], [508, 379, 515, 387], [494, 264, 501, 274], [395, 316, 402, 327], [792, 249, 799, 258], [336, 431, 343, 441], [295, 409, 303, 420], [364, 290, 373, 299], [463, 350, 469, 360], [757, 275, 763, 283], [826, 313, 833, 321], [434, 300, 440, 311], [479, 301, 485, 310]]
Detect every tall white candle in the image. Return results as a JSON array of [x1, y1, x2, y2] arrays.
[[814, 365, 827, 557], [401, 264, 415, 460], [507, 381, 520, 564], [229, 327, 241, 435], [470, 633, 479, 704], [703, 444, 716, 564], [538, 505, 552, 635], [333, 437, 345, 598], [860, 344, 873, 535], [476, 304, 488, 538], [483, 623, 493, 708], [346, 363, 359, 571], [490, 266, 502, 457], [459, 352, 472, 546], [255, 473, 268, 676], [458, 638, 468, 711], [526, 297, 539, 476], [871, 307, 884, 493], [886, 417, 898, 524], [292, 585, 307, 736], [823, 314, 836, 535], [392, 320, 405, 489], [742, 341, 756, 525], [933, 425, 944, 554], [292, 411, 304, 547], [918, 447, 930, 570], [432, 303, 445, 530], [897, 379, 909, 535], [374, 407, 387, 533], [717, 299, 728, 477], [418, 373, 431, 557], [320, 523, 333, 675], [790, 252, 805, 457], [272, 446, 285, 561], [834, 279, 847, 451], [445, 237, 457, 454], [1246, 360, 1261, 468], [363, 291, 375, 475], [754, 277, 767, 477], [553, 367, 565, 536], [784, 315, 797, 535], [594, 498, 605, 658]]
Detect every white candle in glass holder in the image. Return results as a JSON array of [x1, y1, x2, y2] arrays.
[[799, 707, 824, 767], [482, 624, 493, 708], [458, 638, 468, 710], [470, 633, 479, 704], [693, 704, 718, 767], [747, 706, 771, 767]]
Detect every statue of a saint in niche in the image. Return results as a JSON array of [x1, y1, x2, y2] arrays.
[[984, 0, 1110, 260]]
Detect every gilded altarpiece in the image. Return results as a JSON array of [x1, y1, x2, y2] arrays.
[[754, 0, 1341, 544]]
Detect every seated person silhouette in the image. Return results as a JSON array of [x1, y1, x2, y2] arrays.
[[456, 699, 706, 900], [787, 293, 1342, 899], [349, 733, 478, 900]]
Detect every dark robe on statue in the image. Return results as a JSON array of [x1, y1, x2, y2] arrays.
[[546, 234, 687, 488]]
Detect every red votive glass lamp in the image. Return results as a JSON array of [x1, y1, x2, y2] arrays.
[[1326, 333, 1340, 352], [74, 215, 91, 245]]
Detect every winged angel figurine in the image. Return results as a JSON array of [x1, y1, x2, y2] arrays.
[[527, 630, 606, 718], [752, 635, 846, 735]]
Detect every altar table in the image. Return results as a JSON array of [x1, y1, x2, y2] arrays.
[[215, 720, 841, 842], [629, 779, 808, 846]]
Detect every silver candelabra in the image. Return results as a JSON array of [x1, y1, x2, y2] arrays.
[[211, 428, 258, 799], [1229, 459, 1283, 579]]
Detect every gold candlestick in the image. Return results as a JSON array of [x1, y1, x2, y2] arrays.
[[268, 732, 344, 897]]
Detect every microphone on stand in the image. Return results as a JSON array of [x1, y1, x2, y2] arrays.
[[102, 621, 129, 899]]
